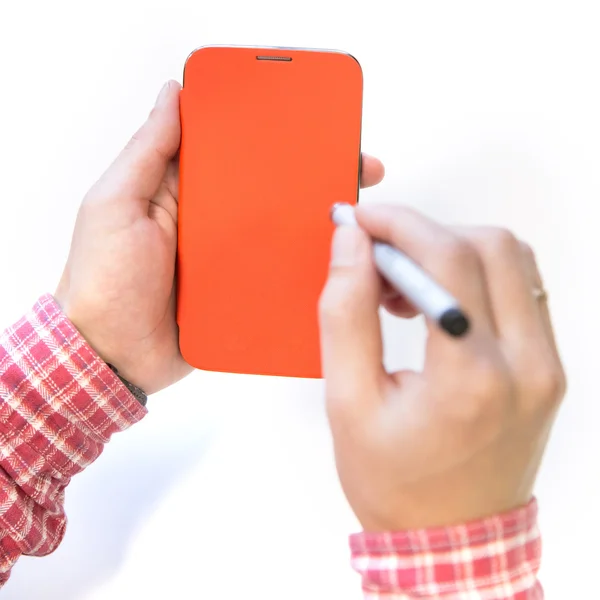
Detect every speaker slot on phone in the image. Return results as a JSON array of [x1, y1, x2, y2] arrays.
[[256, 55, 292, 62]]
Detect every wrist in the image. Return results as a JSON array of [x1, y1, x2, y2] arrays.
[[2, 295, 147, 437], [107, 363, 148, 406], [53, 292, 149, 400]]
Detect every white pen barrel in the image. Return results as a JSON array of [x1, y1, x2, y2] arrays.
[[330, 203, 466, 332], [372, 242, 459, 321]]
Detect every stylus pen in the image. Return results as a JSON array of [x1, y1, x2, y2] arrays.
[[330, 203, 470, 337]]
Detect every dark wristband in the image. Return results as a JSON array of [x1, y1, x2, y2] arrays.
[[107, 364, 148, 407]]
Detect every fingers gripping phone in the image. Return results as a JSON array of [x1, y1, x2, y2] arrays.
[[177, 46, 363, 378]]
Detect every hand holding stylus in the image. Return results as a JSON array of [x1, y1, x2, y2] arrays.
[[331, 203, 470, 337], [319, 204, 566, 530]]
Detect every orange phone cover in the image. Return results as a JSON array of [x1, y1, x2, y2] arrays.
[[178, 46, 363, 378]]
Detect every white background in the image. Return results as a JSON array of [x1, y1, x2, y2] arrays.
[[0, 1, 596, 598]]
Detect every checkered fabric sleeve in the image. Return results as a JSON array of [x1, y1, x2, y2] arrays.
[[350, 498, 542, 599], [0, 294, 146, 588]]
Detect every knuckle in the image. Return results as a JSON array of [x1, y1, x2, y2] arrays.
[[318, 281, 356, 325], [124, 131, 143, 153], [519, 240, 536, 261], [126, 123, 171, 164], [148, 105, 161, 121], [487, 228, 520, 255], [440, 237, 479, 268], [395, 206, 420, 221], [524, 361, 567, 405], [325, 392, 357, 428]]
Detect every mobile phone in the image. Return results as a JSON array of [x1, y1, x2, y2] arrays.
[[177, 45, 363, 378]]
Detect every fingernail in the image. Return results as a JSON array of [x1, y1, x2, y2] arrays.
[[155, 81, 171, 107], [331, 226, 361, 267]]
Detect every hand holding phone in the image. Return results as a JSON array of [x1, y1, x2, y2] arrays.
[[55, 81, 192, 394]]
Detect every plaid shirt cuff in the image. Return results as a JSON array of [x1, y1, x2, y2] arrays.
[[0, 294, 146, 585], [350, 499, 542, 599]]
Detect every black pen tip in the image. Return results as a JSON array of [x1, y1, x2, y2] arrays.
[[439, 308, 470, 337]]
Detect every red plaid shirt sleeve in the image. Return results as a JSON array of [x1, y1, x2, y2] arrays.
[[0, 294, 146, 588], [350, 499, 542, 599]]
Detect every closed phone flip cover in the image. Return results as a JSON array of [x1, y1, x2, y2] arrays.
[[177, 46, 363, 378]]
